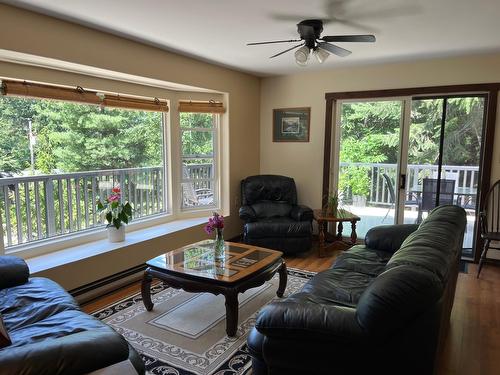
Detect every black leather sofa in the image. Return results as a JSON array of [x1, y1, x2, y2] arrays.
[[0, 256, 145, 375], [239, 175, 313, 254], [248, 205, 466, 375]]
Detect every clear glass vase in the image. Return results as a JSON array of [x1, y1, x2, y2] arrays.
[[214, 228, 225, 261]]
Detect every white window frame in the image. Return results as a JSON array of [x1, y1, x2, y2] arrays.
[[179, 112, 220, 212], [0, 91, 227, 259]]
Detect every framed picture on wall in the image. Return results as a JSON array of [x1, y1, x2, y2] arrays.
[[273, 107, 310, 142]]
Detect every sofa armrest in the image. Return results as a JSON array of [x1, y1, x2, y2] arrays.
[[365, 224, 419, 253], [0, 256, 29, 290], [239, 205, 257, 222], [290, 205, 313, 222], [0, 329, 134, 375], [255, 301, 364, 342]]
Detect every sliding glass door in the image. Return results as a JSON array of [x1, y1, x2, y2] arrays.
[[403, 96, 485, 257], [335, 95, 486, 258], [336, 99, 404, 238]]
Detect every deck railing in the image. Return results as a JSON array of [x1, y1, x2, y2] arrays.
[[339, 162, 479, 206], [0, 163, 212, 247]]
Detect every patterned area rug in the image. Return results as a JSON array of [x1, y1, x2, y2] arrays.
[[92, 268, 315, 375]]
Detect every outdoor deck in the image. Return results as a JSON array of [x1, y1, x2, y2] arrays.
[[343, 204, 476, 254]]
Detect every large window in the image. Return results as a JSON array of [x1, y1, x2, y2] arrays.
[[0, 80, 225, 252], [0, 95, 166, 248], [180, 112, 219, 209]]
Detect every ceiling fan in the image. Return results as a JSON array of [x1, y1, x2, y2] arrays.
[[247, 19, 376, 66]]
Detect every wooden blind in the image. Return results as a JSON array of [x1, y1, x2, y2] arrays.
[[0, 80, 169, 112], [178, 100, 225, 114]]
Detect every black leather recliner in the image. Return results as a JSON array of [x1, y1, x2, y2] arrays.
[[0, 256, 145, 375], [247, 205, 466, 375], [239, 175, 313, 254]]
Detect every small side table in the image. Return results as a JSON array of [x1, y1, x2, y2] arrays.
[[313, 209, 361, 257]]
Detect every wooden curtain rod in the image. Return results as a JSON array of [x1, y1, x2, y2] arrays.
[[178, 100, 225, 114], [0, 80, 169, 112]]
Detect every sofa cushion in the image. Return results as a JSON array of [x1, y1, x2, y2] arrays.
[[0, 278, 79, 331], [331, 246, 391, 276], [251, 202, 293, 219], [300, 267, 375, 307], [245, 218, 311, 239]]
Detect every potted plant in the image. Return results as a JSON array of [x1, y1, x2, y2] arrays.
[[326, 192, 339, 215], [204, 212, 225, 260], [96, 187, 133, 243]]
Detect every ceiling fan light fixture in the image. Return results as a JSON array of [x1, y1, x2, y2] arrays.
[[294, 46, 310, 66], [313, 47, 329, 64]]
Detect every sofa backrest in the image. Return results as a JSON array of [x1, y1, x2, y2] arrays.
[[241, 175, 298, 207], [356, 205, 466, 336], [385, 205, 466, 283]]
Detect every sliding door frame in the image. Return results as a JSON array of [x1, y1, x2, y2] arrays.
[[323, 83, 500, 262]]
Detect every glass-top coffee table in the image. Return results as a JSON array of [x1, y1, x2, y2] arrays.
[[141, 240, 287, 337]]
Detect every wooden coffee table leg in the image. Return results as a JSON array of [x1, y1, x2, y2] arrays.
[[224, 289, 239, 337], [318, 220, 326, 257], [141, 269, 154, 311], [337, 221, 343, 240], [351, 220, 357, 245], [277, 261, 288, 298]]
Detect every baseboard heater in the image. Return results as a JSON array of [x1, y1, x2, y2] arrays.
[[69, 263, 147, 305]]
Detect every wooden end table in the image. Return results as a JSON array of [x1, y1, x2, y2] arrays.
[[313, 209, 361, 257], [141, 240, 287, 337]]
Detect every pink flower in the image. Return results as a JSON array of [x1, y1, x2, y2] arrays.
[[108, 194, 120, 202]]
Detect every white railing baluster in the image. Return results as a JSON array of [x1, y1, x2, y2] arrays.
[[91, 176, 97, 226], [75, 177, 82, 231], [67, 178, 73, 232], [3, 186, 12, 246], [145, 169, 150, 216], [45, 179, 56, 237], [83, 177, 89, 228], [57, 179, 64, 234], [34, 181, 42, 239], [156, 170, 161, 212], [24, 182, 33, 242], [14, 183, 23, 244]]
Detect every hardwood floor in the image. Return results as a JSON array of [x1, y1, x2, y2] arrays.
[[82, 245, 500, 375]]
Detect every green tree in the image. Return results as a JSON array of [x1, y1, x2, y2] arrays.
[[0, 97, 35, 173]]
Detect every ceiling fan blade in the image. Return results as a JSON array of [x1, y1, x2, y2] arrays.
[[269, 43, 305, 59], [271, 13, 320, 22], [317, 42, 351, 57], [329, 17, 378, 33], [321, 35, 376, 43], [247, 39, 302, 46]]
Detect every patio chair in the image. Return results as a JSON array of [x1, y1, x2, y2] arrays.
[[182, 165, 214, 207], [381, 173, 419, 223], [477, 179, 500, 278], [417, 178, 455, 223]]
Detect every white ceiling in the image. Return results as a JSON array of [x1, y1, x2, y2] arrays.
[[5, 0, 500, 77]]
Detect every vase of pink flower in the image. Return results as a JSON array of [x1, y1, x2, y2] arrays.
[[96, 186, 133, 243], [205, 212, 225, 260]]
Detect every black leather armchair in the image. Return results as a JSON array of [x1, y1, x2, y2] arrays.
[[0, 256, 145, 375], [248, 205, 467, 375], [239, 175, 313, 254]]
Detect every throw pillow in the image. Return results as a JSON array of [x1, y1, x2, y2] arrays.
[[0, 313, 12, 348]]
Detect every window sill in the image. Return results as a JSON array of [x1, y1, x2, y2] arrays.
[[25, 217, 206, 274]]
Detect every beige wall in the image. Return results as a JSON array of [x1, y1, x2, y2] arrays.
[[0, 4, 261, 289], [260, 53, 500, 210]]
